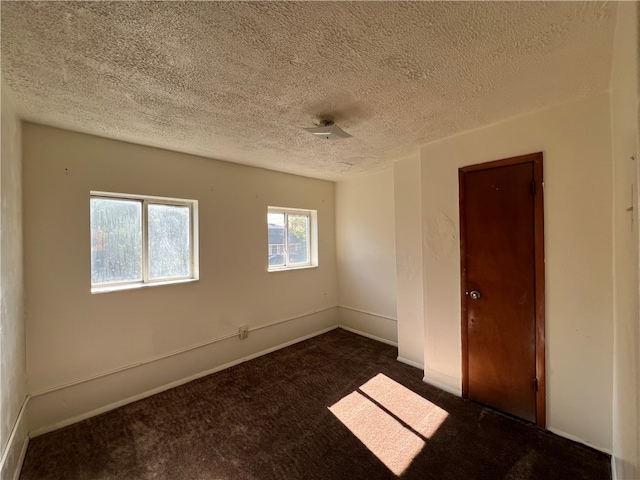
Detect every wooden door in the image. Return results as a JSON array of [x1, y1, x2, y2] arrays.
[[459, 153, 545, 426]]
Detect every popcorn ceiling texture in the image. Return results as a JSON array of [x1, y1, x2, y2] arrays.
[[1, 2, 616, 180]]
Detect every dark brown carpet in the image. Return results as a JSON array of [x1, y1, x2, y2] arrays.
[[20, 328, 610, 480]]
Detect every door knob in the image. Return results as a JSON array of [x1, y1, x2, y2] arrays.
[[469, 290, 481, 300]]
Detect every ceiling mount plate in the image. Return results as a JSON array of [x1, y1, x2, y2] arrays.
[[303, 120, 352, 140]]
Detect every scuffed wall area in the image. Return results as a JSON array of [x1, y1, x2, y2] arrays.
[[419, 93, 614, 452], [0, 80, 27, 478]]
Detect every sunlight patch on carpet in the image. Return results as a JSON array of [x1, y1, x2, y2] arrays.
[[329, 391, 425, 476], [329, 374, 450, 476], [360, 373, 449, 439]]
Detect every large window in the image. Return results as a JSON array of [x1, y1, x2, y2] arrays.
[[90, 192, 198, 292], [268, 207, 317, 271]]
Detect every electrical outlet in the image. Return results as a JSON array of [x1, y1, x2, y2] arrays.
[[239, 325, 249, 339]]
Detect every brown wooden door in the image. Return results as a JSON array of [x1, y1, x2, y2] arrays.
[[459, 154, 545, 425]]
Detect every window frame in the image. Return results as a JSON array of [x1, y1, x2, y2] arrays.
[[267, 206, 318, 272], [90, 191, 199, 293]]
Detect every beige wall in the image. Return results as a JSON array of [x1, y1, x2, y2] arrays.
[[335, 170, 398, 344], [23, 124, 338, 433], [610, 2, 640, 478], [393, 154, 425, 368], [419, 93, 614, 451], [0, 81, 28, 479]]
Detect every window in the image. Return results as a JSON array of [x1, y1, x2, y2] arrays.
[[90, 192, 198, 292], [268, 207, 318, 271]]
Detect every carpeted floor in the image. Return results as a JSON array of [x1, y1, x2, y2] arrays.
[[19, 328, 610, 480]]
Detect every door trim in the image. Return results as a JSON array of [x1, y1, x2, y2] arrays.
[[458, 152, 546, 428]]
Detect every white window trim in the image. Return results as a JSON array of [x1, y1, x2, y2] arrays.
[[91, 191, 199, 293], [268, 206, 318, 272]]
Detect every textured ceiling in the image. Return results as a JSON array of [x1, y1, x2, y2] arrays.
[[2, 2, 616, 180]]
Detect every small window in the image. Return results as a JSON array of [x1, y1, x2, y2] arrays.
[[268, 207, 318, 271], [91, 192, 198, 292]]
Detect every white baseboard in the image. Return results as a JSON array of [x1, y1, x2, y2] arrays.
[[422, 375, 462, 396], [397, 356, 424, 370], [0, 397, 29, 480], [547, 426, 612, 455], [337, 306, 397, 345], [12, 434, 29, 480], [29, 309, 339, 437], [339, 325, 398, 347]]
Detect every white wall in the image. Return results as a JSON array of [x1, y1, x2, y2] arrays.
[[418, 93, 614, 451], [0, 81, 28, 479], [610, 2, 640, 478], [23, 124, 339, 434], [336, 170, 398, 344], [393, 154, 424, 368]]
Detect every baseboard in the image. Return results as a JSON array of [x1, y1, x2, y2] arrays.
[[337, 306, 397, 345], [547, 427, 612, 455], [339, 325, 398, 347], [12, 433, 29, 480], [611, 455, 618, 480], [422, 375, 462, 396], [28, 308, 339, 437], [0, 397, 29, 480], [397, 356, 424, 370]]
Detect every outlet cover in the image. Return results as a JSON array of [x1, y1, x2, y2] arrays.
[[239, 325, 249, 339]]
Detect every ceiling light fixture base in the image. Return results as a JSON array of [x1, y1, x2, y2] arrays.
[[303, 120, 352, 140]]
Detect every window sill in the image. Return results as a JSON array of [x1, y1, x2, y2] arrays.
[[91, 277, 199, 294], [268, 265, 318, 273]]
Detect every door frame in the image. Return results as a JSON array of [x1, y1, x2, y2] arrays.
[[458, 152, 546, 428]]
